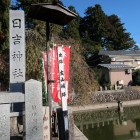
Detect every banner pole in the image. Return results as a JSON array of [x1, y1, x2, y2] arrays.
[[46, 22, 52, 140], [57, 45, 69, 140]]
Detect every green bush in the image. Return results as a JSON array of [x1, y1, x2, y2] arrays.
[[132, 69, 140, 86]]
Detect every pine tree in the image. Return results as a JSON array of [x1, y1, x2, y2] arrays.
[[107, 15, 135, 50], [80, 4, 136, 51], [62, 6, 81, 42]]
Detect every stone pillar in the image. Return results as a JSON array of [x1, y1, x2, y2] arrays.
[[0, 104, 10, 140], [100, 86, 102, 91], [115, 85, 117, 90], [24, 79, 43, 140], [9, 10, 25, 93], [9, 10, 26, 137], [110, 85, 112, 90], [86, 124, 88, 129], [102, 122, 105, 127]]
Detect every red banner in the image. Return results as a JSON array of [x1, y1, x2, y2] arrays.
[[49, 45, 70, 103]]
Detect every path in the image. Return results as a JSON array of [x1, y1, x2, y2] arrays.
[[70, 100, 140, 112]]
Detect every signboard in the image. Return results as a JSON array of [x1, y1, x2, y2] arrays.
[[9, 10, 25, 83], [49, 45, 70, 106], [57, 45, 68, 111]]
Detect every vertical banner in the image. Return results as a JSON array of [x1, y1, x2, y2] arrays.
[[49, 45, 60, 102], [49, 45, 70, 106], [57, 45, 67, 111], [42, 52, 48, 105], [9, 10, 25, 84]]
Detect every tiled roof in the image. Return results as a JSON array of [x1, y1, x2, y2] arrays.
[[99, 50, 140, 56], [98, 64, 134, 69]]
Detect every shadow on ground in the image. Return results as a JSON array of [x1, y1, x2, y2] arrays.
[[10, 136, 22, 140]]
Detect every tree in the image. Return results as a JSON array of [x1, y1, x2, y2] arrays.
[[132, 69, 140, 86], [25, 29, 46, 80], [80, 5, 109, 49], [0, 0, 9, 90], [0, 0, 9, 50], [107, 15, 135, 50], [62, 6, 81, 42], [80, 4, 136, 51]]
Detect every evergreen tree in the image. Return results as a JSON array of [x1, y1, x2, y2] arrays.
[[107, 15, 135, 50], [62, 6, 81, 42], [0, 0, 9, 90], [80, 5, 108, 48], [133, 69, 140, 86], [80, 4, 136, 51], [0, 0, 9, 50]]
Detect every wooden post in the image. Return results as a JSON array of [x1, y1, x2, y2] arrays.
[[46, 22, 52, 140]]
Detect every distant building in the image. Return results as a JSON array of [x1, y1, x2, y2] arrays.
[[98, 64, 134, 86], [98, 50, 140, 86], [99, 50, 140, 69]]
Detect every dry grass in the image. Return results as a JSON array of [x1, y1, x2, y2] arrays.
[[54, 36, 99, 97], [131, 86, 140, 91]]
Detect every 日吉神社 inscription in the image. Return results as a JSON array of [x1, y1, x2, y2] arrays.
[[10, 10, 25, 84], [9, 10, 25, 112]]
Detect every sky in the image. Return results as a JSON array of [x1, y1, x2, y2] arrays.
[[62, 0, 140, 47]]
